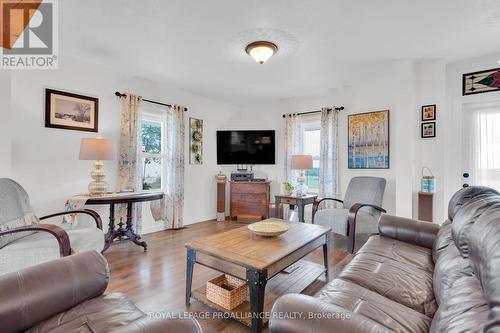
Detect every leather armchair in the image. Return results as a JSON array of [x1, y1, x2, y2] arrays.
[[312, 176, 387, 253], [0, 250, 202, 333], [0, 178, 105, 274]]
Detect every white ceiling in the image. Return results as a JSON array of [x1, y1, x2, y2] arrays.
[[61, 0, 500, 105]]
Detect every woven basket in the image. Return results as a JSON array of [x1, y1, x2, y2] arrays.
[[206, 274, 248, 310]]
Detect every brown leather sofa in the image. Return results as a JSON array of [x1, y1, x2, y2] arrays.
[[270, 186, 500, 333], [0, 250, 202, 333]]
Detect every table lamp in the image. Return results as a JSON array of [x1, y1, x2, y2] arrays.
[[79, 137, 116, 196], [291, 155, 313, 196]]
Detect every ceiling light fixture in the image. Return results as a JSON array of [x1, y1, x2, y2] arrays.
[[245, 41, 278, 64]]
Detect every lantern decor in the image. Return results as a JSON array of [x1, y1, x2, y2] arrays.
[[421, 166, 436, 193]]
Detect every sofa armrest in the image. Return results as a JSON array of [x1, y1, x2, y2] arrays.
[[0, 224, 71, 256], [113, 317, 203, 333], [0, 251, 109, 333], [269, 294, 388, 333], [378, 214, 440, 249]]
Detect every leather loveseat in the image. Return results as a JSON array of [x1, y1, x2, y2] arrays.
[[0, 250, 202, 333], [270, 186, 500, 333]]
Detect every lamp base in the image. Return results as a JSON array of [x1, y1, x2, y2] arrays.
[[88, 160, 108, 196], [295, 183, 309, 197], [295, 171, 308, 196]]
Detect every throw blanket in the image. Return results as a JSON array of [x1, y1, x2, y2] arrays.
[[0, 179, 40, 248], [63, 195, 89, 225]]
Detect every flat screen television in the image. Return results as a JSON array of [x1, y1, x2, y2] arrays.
[[217, 130, 275, 165]]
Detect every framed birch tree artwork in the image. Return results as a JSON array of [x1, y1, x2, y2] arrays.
[[348, 110, 390, 169]]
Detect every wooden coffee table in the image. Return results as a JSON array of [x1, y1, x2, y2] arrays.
[[185, 219, 331, 333]]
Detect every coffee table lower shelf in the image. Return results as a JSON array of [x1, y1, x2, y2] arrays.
[[191, 260, 326, 328]]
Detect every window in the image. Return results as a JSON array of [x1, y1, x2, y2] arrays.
[[463, 103, 500, 191], [140, 114, 165, 191], [302, 125, 321, 193]]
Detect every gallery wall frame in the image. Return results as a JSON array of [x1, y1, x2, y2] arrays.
[[421, 104, 436, 121]]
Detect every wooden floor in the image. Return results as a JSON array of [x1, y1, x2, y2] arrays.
[[104, 220, 365, 333]]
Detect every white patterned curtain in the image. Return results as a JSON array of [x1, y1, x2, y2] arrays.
[[284, 113, 302, 183], [161, 105, 185, 229], [116, 93, 143, 234], [319, 107, 339, 200]]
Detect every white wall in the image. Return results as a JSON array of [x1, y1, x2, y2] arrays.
[[226, 62, 420, 217], [0, 71, 11, 177], [445, 52, 500, 213], [413, 60, 447, 222], [7, 52, 500, 231], [225, 60, 454, 222], [9, 55, 239, 232], [124, 77, 239, 228]]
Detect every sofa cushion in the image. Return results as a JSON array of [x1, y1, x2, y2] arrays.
[[432, 219, 453, 263], [467, 206, 500, 331], [316, 279, 432, 333], [430, 274, 488, 333], [447, 186, 499, 221], [26, 293, 145, 333], [451, 193, 500, 258], [433, 243, 473, 306], [358, 235, 434, 272], [338, 251, 436, 317]]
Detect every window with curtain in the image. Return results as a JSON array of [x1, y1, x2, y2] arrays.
[[463, 102, 500, 190], [140, 108, 166, 191], [302, 126, 320, 192]]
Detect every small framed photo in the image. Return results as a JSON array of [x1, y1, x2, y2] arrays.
[[421, 122, 436, 138], [421, 104, 436, 121], [45, 89, 99, 132]]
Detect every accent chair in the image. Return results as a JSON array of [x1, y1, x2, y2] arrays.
[[312, 176, 386, 253], [0, 178, 104, 275]]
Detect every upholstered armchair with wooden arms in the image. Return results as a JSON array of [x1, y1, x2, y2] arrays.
[[0, 178, 104, 275], [312, 176, 386, 253]]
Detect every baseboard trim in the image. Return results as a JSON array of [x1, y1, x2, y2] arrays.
[[142, 216, 233, 235]]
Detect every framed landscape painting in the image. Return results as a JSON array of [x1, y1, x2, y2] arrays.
[[348, 110, 389, 169], [45, 89, 99, 132]]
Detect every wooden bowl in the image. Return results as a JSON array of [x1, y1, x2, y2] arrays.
[[248, 221, 289, 237]]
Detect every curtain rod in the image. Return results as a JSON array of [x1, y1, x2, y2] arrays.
[[114, 92, 188, 112], [282, 106, 344, 118]]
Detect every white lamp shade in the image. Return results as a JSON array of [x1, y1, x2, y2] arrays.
[[79, 138, 116, 161], [291, 155, 313, 170]]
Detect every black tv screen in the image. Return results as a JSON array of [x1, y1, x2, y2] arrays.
[[217, 130, 275, 165]]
